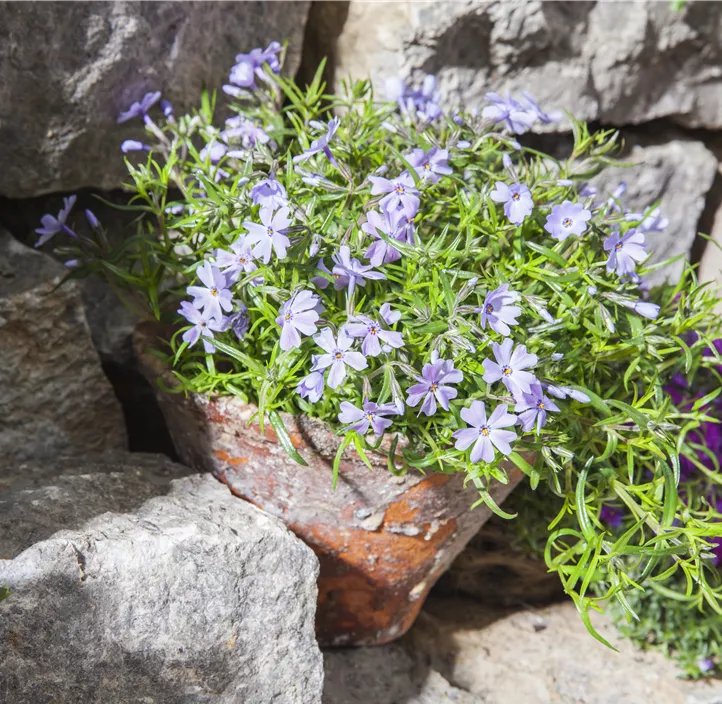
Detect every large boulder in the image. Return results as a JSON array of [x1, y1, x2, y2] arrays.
[[321, 1, 722, 129], [0, 1, 310, 197], [0, 229, 127, 466], [0, 471, 323, 704]]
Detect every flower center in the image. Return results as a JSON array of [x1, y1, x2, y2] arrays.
[[284, 313, 292, 321], [562, 217, 573, 228], [369, 325, 379, 335], [512, 192, 520, 201], [210, 287, 219, 297], [429, 382, 438, 392], [479, 426, 490, 436], [536, 400, 545, 410], [200, 322, 207, 328], [267, 227, 274, 236], [423, 163, 431, 170], [615, 242, 622, 250], [395, 185, 405, 194], [485, 304, 494, 314], [365, 412, 374, 422], [239, 256, 247, 264], [334, 351, 344, 360], [502, 365, 512, 376]]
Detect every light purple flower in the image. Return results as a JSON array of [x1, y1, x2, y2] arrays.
[[275, 290, 321, 351], [226, 42, 282, 90], [482, 338, 538, 397], [520, 91, 562, 124], [199, 141, 227, 164], [482, 92, 537, 135], [311, 259, 333, 290], [311, 328, 368, 389], [34, 195, 78, 247], [251, 175, 288, 209], [338, 400, 395, 437], [160, 99, 174, 118], [626, 207, 669, 234], [227, 306, 250, 340], [331, 245, 386, 296], [344, 315, 404, 357], [477, 284, 521, 337], [362, 209, 406, 266], [368, 171, 420, 213], [407, 147, 452, 184], [243, 206, 292, 263], [490, 182, 533, 225], [387, 75, 442, 122], [406, 351, 463, 417], [222, 116, 270, 151], [544, 200, 592, 241], [604, 229, 647, 277], [543, 384, 590, 403], [117, 91, 161, 124], [452, 401, 518, 464], [121, 140, 151, 153], [293, 118, 340, 165], [187, 262, 233, 321], [514, 382, 560, 434], [600, 504, 624, 529], [178, 301, 225, 354], [380, 303, 401, 326], [697, 658, 715, 674], [85, 209, 100, 229], [621, 299, 660, 320], [215, 238, 257, 282], [296, 368, 325, 403]]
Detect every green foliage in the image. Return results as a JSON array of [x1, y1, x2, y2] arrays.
[[59, 50, 722, 644]]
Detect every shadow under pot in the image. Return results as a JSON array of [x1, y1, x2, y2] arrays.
[[134, 322, 526, 646]]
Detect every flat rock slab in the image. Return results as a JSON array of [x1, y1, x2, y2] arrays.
[[0, 229, 127, 465], [324, 597, 722, 704], [0, 473, 323, 704]]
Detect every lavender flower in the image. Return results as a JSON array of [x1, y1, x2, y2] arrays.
[[311, 328, 368, 388], [276, 290, 321, 351], [604, 229, 647, 277], [387, 75, 442, 122], [621, 299, 660, 320], [243, 206, 291, 263], [544, 200, 592, 241], [344, 315, 404, 357], [338, 400, 395, 437], [482, 92, 537, 135], [407, 147, 452, 184], [84, 209, 100, 229], [406, 351, 463, 416], [222, 116, 270, 151], [251, 175, 288, 209], [380, 303, 401, 325], [293, 118, 340, 165], [199, 140, 227, 164], [452, 401, 518, 464], [178, 301, 225, 354], [297, 368, 325, 404], [482, 338, 538, 397], [490, 182, 533, 225], [160, 99, 174, 118], [543, 384, 590, 403], [331, 245, 386, 295], [187, 262, 233, 321], [34, 196, 78, 247], [599, 504, 624, 529], [226, 42, 282, 91], [362, 209, 406, 266], [626, 207, 669, 233], [477, 284, 521, 337], [215, 238, 257, 282], [521, 91, 562, 124], [117, 91, 161, 124], [227, 306, 250, 340], [368, 172, 420, 213], [514, 382, 560, 434], [121, 140, 151, 153]]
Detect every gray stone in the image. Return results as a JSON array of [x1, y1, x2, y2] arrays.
[[698, 138, 722, 316], [0, 452, 194, 558], [325, 597, 722, 704], [323, 1, 722, 129], [0, 1, 310, 197], [590, 137, 718, 284], [0, 229, 127, 465], [0, 473, 323, 704]]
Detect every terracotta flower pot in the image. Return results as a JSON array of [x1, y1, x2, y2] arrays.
[[134, 323, 525, 646]]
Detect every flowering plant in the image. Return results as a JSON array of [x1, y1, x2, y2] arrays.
[[40, 43, 722, 643]]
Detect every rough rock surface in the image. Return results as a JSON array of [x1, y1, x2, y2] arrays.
[[0, 1, 310, 197], [0, 472, 323, 704], [324, 597, 722, 704], [698, 138, 722, 315], [0, 452, 193, 558], [0, 229, 127, 465], [589, 137, 718, 284], [324, 1, 722, 129]]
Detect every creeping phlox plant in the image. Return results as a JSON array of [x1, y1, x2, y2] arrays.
[[38, 42, 722, 644]]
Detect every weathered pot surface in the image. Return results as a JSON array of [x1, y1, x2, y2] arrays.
[[134, 323, 525, 646]]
